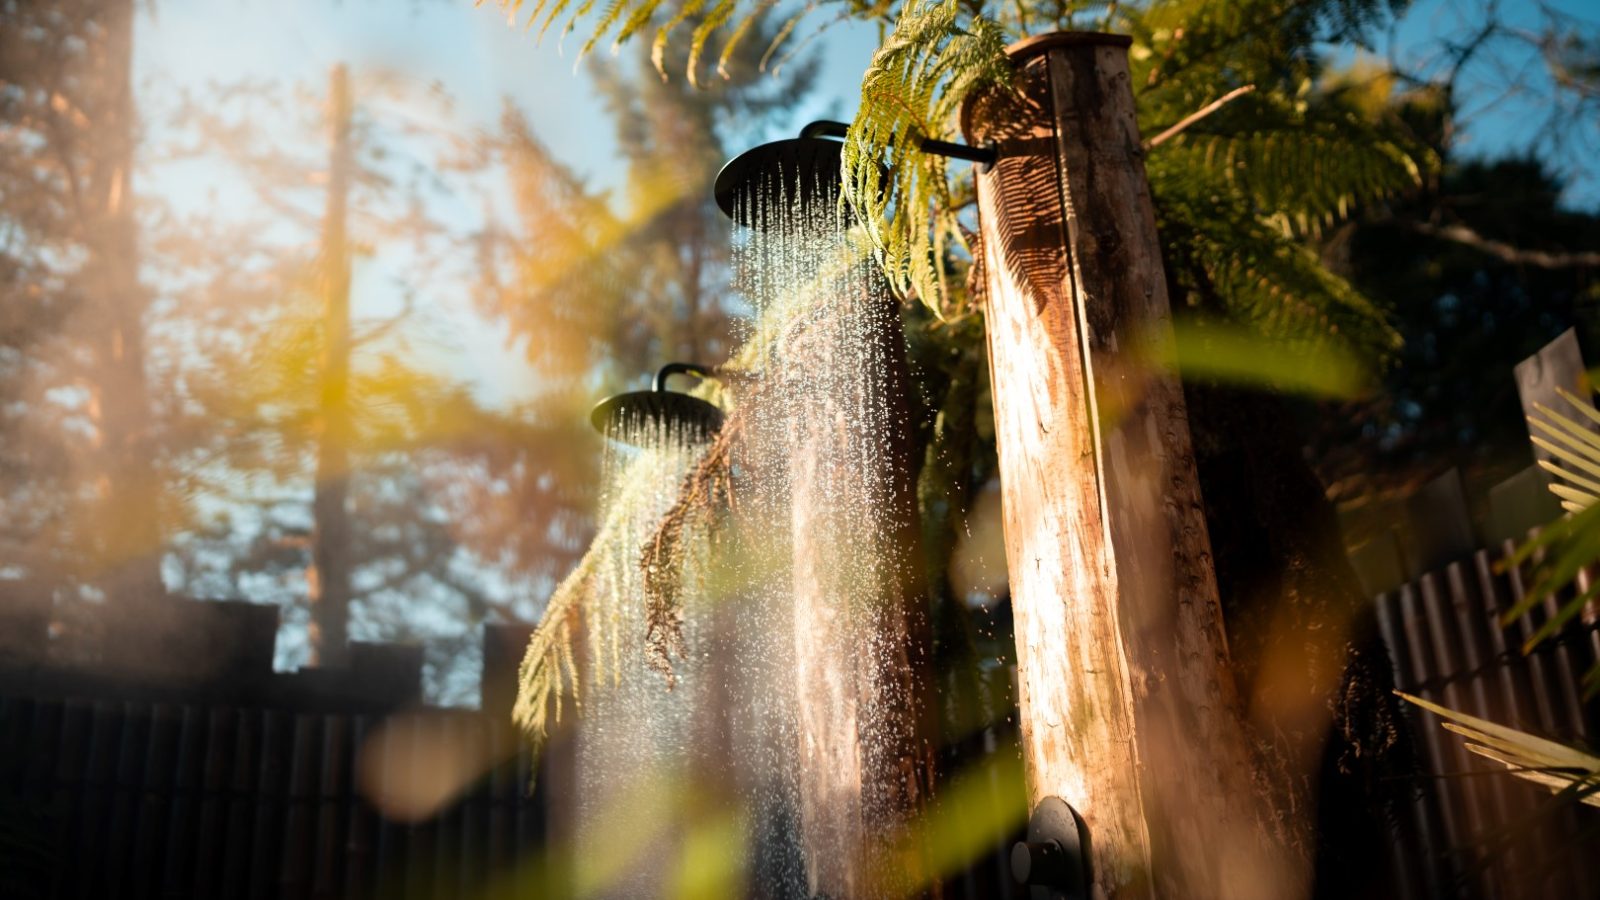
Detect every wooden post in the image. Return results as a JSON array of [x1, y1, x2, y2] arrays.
[[963, 34, 1302, 898]]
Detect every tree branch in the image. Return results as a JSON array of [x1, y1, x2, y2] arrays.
[[1405, 219, 1600, 269], [1144, 85, 1256, 150]]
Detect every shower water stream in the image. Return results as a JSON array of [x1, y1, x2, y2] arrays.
[[577, 412, 715, 896], [730, 168, 934, 898], [575, 164, 932, 898]]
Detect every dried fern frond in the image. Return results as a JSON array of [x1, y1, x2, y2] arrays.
[[510, 239, 835, 746], [511, 530, 597, 741], [1399, 692, 1600, 807], [1529, 387, 1600, 514], [641, 415, 739, 684], [843, 0, 1011, 316]]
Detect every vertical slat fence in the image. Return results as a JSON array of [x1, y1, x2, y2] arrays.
[[1375, 547, 1600, 899]]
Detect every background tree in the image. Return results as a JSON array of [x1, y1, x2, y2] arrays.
[[0, 0, 165, 626], [150, 68, 533, 700]]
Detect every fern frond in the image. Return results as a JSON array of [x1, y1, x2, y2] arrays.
[[716, 0, 780, 79], [1153, 107, 1427, 239], [1398, 692, 1600, 807], [843, 0, 1011, 315], [687, 0, 742, 87], [1155, 167, 1401, 357], [1529, 389, 1600, 511], [1495, 387, 1600, 695], [481, 0, 827, 82], [616, 0, 676, 60], [511, 544, 594, 741], [576, 0, 640, 63], [758, 6, 810, 72]]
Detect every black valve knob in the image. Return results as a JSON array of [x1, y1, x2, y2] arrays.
[[1011, 839, 1073, 885], [1011, 797, 1091, 900]]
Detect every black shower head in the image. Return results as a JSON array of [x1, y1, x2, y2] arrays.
[[715, 120, 996, 228], [713, 136, 846, 228], [590, 363, 725, 446]]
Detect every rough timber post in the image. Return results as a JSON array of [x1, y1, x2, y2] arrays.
[[962, 34, 1301, 899]]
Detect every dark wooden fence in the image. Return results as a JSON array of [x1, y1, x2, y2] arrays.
[[0, 698, 558, 900], [0, 605, 565, 900], [6, 534, 1598, 900], [1373, 545, 1600, 900]]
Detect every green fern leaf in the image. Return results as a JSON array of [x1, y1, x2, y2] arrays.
[[843, 0, 1010, 314]]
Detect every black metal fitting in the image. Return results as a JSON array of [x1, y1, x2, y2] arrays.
[[1011, 796, 1092, 900], [798, 120, 998, 168]]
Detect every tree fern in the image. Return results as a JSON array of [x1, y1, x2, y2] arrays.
[[1151, 101, 1426, 239], [842, 0, 1010, 315], [1152, 166, 1402, 356]]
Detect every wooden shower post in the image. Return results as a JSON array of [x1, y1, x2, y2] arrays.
[[962, 34, 1301, 898]]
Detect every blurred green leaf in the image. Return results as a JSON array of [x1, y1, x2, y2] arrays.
[[1159, 319, 1373, 398]]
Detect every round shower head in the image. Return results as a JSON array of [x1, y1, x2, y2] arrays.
[[590, 363, 725, 446], [713, 136, 845, 228]]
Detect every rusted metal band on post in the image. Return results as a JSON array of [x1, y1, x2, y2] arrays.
[[1006, 30, 1132, 63]]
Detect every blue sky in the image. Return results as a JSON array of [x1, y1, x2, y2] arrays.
[[133, 0, 1598, 197], [135, 0, 881, 195]]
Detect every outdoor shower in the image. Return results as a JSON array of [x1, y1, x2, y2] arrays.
[[713, 119, 998, 226], [589, 362, 724, 445]]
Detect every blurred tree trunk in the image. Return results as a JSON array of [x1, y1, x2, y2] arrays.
[[1183, 378, 1415, 900], [308, 64, 355, 668], [85, 0, 164, 607]]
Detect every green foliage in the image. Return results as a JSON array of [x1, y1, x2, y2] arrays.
[[480, 0, 824, 86], [1500, 389, 1600, 698], [843, 0, 1011, 315], [1154, 176, 1401, 354], [1130, 4, 1428, 357]]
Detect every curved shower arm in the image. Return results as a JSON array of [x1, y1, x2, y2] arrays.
[[800, 120, 851, 140], [797, 119, 998, 167], [653, 362, 716, 393]]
